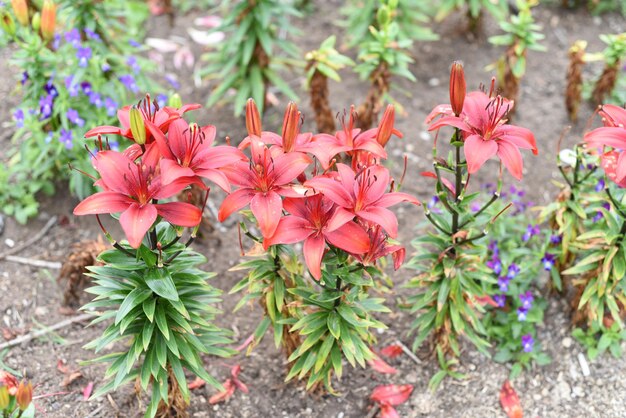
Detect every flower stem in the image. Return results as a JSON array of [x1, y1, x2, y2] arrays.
[[452, 129, 463, 235], [425, 210, 452, 235]]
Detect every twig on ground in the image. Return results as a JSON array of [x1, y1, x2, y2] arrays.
[[85, 405, 105, 418], [0, 216, 58, 260], [0, 313, 93, 350], [394, 339, 422, 365], [4, 255, 62, 269], [365, 404, 380, 418]]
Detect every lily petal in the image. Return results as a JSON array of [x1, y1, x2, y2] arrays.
[[325, 221, 370, 254], [303, 234, 326, 280], [357, 206, 398, 238], [119, 203, 158, 248], [497, 139, 524, 181], [250, 191, 283, 238], [218, 188, 255, 222], [464, 135, 498, 174], [155, 201, 202, 227], [73, 191, 133, 215]]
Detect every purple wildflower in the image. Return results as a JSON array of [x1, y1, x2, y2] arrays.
[[519, 291, 534, 309], [507, 264, 520, 279], [65, 75, 79, 97], [21, 71, 28, 85], [156, 94, 167, 109], [108, 140, 119, 151], [52, 33, 61, 50], [89, 92, 103, 107], [59, 129, 73, 149], [497, 276, 511, 292], [65, 28, 81, 46], [104, 97, 118, 117], [470, 202, 481, 212], [521, 334, 534, 352], [165, 74, 180, 89], [129, 39, 140, 47], [517, 307, 528, 321], [486, 257, 502, 275], [550, 234, 562, 245], [45, 132, 53, 143], [84, 28, 100, 41], [66, 108, 85, 127], [101, 62, 111, 72], [126, 56, 141, 73], [119, 74, 138, 93], [494, 294, 506, 307], [81, 82, 92, 95], [488, 240, 499, 256], [76, 46, 92, 67], [541, 253, 556, 271], [39, 95, 54, 119], [13, 109, 24, 128], [595, 178, 606, 192], [593, 203, 611, 223], [522, 224, 540, 242], [45, 80, 58, 98]]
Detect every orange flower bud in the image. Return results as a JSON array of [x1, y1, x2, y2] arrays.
[[449, 61, 466, 116], [41, 0, 56, 41], [16, 381, 32, 410], [281, 102, 300, 152], [375, 104, 397, 147], [245, 99, 262, 137], [11, 0, 28, 26]]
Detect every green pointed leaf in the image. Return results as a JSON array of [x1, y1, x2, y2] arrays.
[[145, 267, 179, 301]]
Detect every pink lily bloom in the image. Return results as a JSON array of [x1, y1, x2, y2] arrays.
[[74, 149, 201, 248], [264, 195, 370, 280], [85, 95, 200, 144], [146, 119, 245, 191], [585, 104, 626, 183], [304, 164, 420, 238], [352, 225, 406, 270], [218, 138, 312, 238], [428, 91, 538, 180]]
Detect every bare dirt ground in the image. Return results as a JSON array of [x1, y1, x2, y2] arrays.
[[1, 2, 625, 417]]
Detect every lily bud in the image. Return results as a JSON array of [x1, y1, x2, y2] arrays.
[[1, 11, 16, 36], [16, 381, 32, 411], [31, 11, 40, 32], [11, 0, 28, 26], [281, 102, 300, 152], [129, 106, 146, 145], [245, 99, 262, 137], [41, 0, 56, 41], [377, 5, 390, 27], [168, 93, 182, 109], [449, 61, 466, 116], [0, 386, 9, 410], [376, 104, 397, 147]]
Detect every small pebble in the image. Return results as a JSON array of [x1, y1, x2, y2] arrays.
[[4, 238, 15, 248], [428, 77, 440, 87], [562, 337, 572, 348], [419, 131, 431, 141]]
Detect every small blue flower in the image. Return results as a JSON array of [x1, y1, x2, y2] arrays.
[[45, 132, 53, 143], [517, 307, 528, 321], [59, 129, 73, 149], [470, 202, 481, 212], [541, 253, 556, 271], [108, 140, 119, 151], [84, 28, 100, 41], [105, 97, 118, 117], [76, 46, 92, 67], [21, 71, 28, 85], [126, 56, 141, 74], [45, 80, 58, 98], [550, 234, 562, 245], [497, 276, 510, 292], [165, 74, 180, 89], [52, 33, 61, 50], [519, 291, 534, 309], [66, 108, 85, 127], [13, 109, 24, 128], [65, 28, 81, 46], [595, 178, 606, 192], [521, 334, 534, 352], [81, 82, 92, 95], [494, 294, 506, 307], [101, 62, 111, 72], [129, 39, 140, 47], [507, 264, 520, 279], [65, 75, 79, 97], [39, 95, 54, 119], [488, 240, 499, 256], [156, 94, 167, 109], [522, 224, 540, 242], [486, 257, 502, 275], [119, 74, 139, 93], [89, 92, 103, 107]]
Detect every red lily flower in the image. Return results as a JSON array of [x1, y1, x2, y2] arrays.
[[351, 105, 403, 170], [146, 119, 245, 191], [218, 139, 312, 238], [428, 90, 538, 180], [585, 105, 626, 183], [351, 225, 405, 270], [85, 95, 200, 144], [264, 195, 370, 280], [313, 106, 388, 169], [304, 164, 419, 238], [74, 149, 201, 248]]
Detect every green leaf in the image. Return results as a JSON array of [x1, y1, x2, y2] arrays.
[[155, 303, 170, 341], [145, 267, 179, 301], [143, 297, 156, 322], [327, 311, 341, 340], [138, 244, 157, 267], [115, 288, 152, 326], [314, 336, 335, 373]]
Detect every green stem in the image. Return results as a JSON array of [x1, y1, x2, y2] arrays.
[[459, 191, 499, 229], [425, 210, 452, 235], [334, 276, 343, 307], [452, 129, 463, 235], [606, 188, 626, 218]]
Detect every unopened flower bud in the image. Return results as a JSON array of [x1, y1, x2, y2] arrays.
[[168, 93, 182, 109], [129, 106, 146, 145], [388, 0, 399, 9], [449, 61, 466, 116], [11, 0, 28, 26], [281, 102, 300, 152], [31, 11, 40, 32], [41, 0, 56, 41], [0, 12, 16, 36], [377, 5, 390, 27], [376, 104, 397, 147], [0, 385, 9, 410], [16, 381, 32, 411], [245, 98, 262, 137]]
